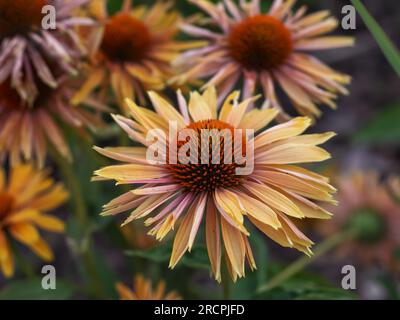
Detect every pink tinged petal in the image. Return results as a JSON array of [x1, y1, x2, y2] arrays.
[[242, 70, 257, 102], [93, 146, 148, 165], [295, 36, 355, 50], [224, 0, 243, 21], [244, 181, 305, 218], [213, 189, 249, 235], [284, 191, 333, 219], [216, 70, 241, 106], [202, 62, 239, 90], [111, 114, 148, 146], [169, 197, 201, 269], [94, 164, 168, 182], [26, 46, 57, 88], [148, 91, 186, 129], [293, 10, 331, 29], [227, 95, 260, 127], [274, 71, 321, 117], [205, 200, 222, 282], [269, 0, 296, 19], [188, 193, 207, 250], [121, 193, 178, 226], [255, 117, 312, 150], [132, 184, 181, 196], [293, 18, 338, 40], [260, 72, 291, 121], [255, 143, 331, 164], [221, 216, 246, 280], [176, 90, 190, 125], [235, 191, 281, 229], [37, 110, 71, 160], [242, 233, 257, 271], [180, 24, 222, 39], [101, 197, 145, 216], [253, 171, 336, 203], [145, 193, 191, 227]]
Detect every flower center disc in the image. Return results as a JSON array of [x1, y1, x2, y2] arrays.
[[168, 120, 246, 192], [0, 81, 50, 110], [228, 15, 293, 71], [0, 192, 14, 221], [101, 13, 152, 63], [0, 0, 47, 39]]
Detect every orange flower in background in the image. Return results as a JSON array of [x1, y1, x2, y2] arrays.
[[0, 78, 107, 167], [116, 274, 180, 300], [0, 0, 92, 105], [174, 0, 354, 120], [0, 164, 68, 278], [319, 172, 400, 271], [73, 0, 203, 111], [94, 87, 336, 282]]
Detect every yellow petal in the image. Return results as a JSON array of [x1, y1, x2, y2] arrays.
[[221, 217, 246, 281], [30, 239, 54, 261], [30, 214, 65, 233], [9, 222, 40, 245]]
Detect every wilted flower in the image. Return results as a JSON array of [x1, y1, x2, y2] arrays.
[[116, 274, 180, 300], [319, 171, 400, 271], [73, 0, 203, 111], [0, 164, 68, 278], [94, 87, 336, 282], [174, 0, 353, 120], [0, 0, 92, 105], [0, 78, 107, 167]]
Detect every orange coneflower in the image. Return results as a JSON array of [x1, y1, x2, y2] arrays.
[[0, 164, 68, 278], [174, 0, 354, 120], [0, 78, 107, 167], [73, 0, 203, 111], [0, 0, 92, 105], [94, 87, 336, 282], [319, 171, 400, 271], [116, 274, 180, 300]]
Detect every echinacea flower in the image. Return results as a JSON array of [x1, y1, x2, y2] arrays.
[[319, 171, 400, 271], [0, 164, 67, 278], [0, 0, 92, 105], [116, 274, 180, 300], [0, 78, 107, 167], [73, 0, 203, 111], [174, 0, 354, 120], [94, 87, 336, 282]]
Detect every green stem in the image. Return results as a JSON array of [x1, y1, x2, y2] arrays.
[[11, 241, 35, 278], [257, 228, 357, 294], [49, 146, 105, 299], [221, 260, 231, 300]]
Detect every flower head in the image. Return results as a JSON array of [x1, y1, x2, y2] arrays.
[[0, 0, 92, 105], [174, 0, 354, 120], [94, 87, 336, 282], [0, 78, 106, 167], [319, 171, 400, 271], [0, 164, 68, 278], [73, 0, 203, 111], [116, 274, 180, 300]]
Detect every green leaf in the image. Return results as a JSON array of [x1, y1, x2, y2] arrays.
[[354, 102, 400, 144], [0, 278, 74, 300], [351, 0, 400, 76], [125, 246, 171, 263]]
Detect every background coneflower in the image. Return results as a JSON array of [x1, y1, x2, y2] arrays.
[[0, 164, 67, 278], [318, 171, 400, 272], [0, 77, 107, 167], [0, 0, 92, 105], [116, 274, 180, 300], [73, 0, 203, 111], [94, 87, 336, 282], [174, 0, 354, 120]]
